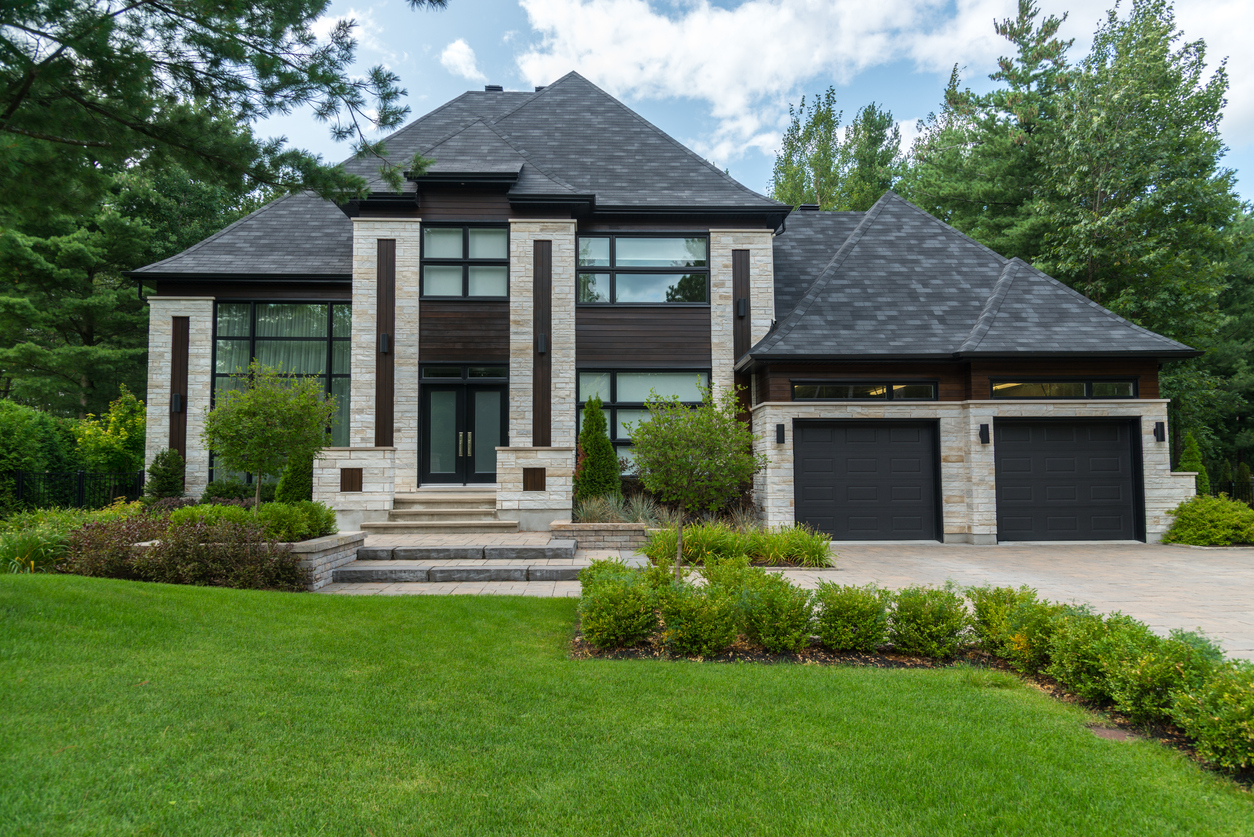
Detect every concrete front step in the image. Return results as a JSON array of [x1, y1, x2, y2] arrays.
[[333, 560, 586, 583], [393, 493, 497, 510], [358, 541, 576, 562], [387, 509, 500, 521], [360, 520, 519, 534]]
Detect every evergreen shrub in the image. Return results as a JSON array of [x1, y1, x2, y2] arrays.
[[813, 583, 890, 653], [739, 573, 813, 653], [1161, 494, 1254, 545], [889, 585, 969, 659], [577, 571, 657, 649], [1108, 629, 1223, 725], [1172, 662, 1254, 772], [1001, 598, 1067, 674], [1047, 609, 1156, 704], [1177, 432, 1210, 495], [966, 584, 1038, 652], [574, 397, 620, 500], [145, 448, 186, 499], [659, 583, 738, 657], [275, 452, 314, 503]]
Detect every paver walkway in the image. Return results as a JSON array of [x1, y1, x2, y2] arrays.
[[322, 541, 1254, 659]]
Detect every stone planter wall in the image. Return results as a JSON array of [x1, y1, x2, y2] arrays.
[[286, 532, 366, 591], [550, 522, 649, 550]]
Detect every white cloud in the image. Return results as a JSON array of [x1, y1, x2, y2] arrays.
[[515, 0, 1254, 166], [441, 38, 488, 82]]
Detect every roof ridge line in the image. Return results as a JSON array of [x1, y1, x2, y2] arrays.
[[755, 194, 891, 352], [879, 191, 1013, 264], [337, 91, 479, 168], [485, 71, 570, 126], [418, 116, 499, 156], [134, 193, 303, 272], [959, 258, 1019, 353]]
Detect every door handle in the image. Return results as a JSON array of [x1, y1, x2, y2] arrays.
[[467, 432, 473, 457], [458, 432, 464, 457]]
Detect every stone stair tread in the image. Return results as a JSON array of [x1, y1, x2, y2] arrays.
[[360, 521, 519, 533], [331, 560, 585, 583]]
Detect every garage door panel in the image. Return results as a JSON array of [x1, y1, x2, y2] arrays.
[[995, 420, 1138, 541], [795, 421, 938, 540]]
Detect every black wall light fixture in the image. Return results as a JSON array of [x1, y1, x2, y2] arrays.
[[378, 332, 390, 354], [979, 424, 990, 444], [1154, 421, 1166, 442], [776, 424, 785, 444]]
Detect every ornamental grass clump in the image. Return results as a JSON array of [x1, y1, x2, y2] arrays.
[[1172, 662, 1254, 772], [813, 583, 890, 653], [2, 527, 68, 573], [889, 585, 969, 659], [659, 583, 739, 657], [1161, 494, 1254, 545], [739, 573, 814, 653]]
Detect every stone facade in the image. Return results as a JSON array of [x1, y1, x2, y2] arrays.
[[288, 532, 367, 591], [550, 522, 649, 550], [312, 447, 397, 531], [751, 399, 1194, 543], [710, 230, 776, 393], [144, 297, 214, 498], [495, 446, 574, 530]]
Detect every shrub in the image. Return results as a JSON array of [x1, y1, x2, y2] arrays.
[[740, 573, 813, 653], [2, 527, 68, 573], [257, 502, 312, 542], [171, 503, 254, 530], [574, 396, 621, 501], [965, 585, 1037, 652], [0, 399, 80, 511], [659, 583, 739, 657], [1107, 629, 1224, 725], [814, 583, 890, 653], [1177, 431, 1210, 496], [642, 522, 834, 568], [1161, 494, 1254, 545], [1000, 598, 1067, 673], [200, 480, 277, 505], [294, 500, 337, 538], [275, 451, 314, 503], [145, 448, 186, 499], [889, 585, 969, 659], [72, 385, 146, 473], [170, 501, 334, 542], [1172, 662, 1254, 772], [61, 515, 169, 580], [0, 506, 94, 536], [578, 558, 637, 591], [578, 571, 657, 649], [134, 519, 307, 591], [1046, 608, 1151, 704]]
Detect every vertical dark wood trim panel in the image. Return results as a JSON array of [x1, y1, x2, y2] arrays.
[[533, 240, 553, 447], [169, 317, 189, 456], [732, 249, 751, 360], [375, 239, 396, 447]]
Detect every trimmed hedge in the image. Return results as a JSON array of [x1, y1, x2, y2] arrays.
[[813, 583, 889, 653]]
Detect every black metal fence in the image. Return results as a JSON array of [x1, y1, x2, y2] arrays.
[[1213, 479, 1254, 506], [11, 470, 146, 509]]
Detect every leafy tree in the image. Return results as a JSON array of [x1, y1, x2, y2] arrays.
[[72, 384, 145, 472], [145, 448, 186, 499], [841, 103, 902, 212], [202, 361, 337, 509], [1178, 432, 1210, 495], [628, 384, 765, 579], [900, 0, 1072, 261], [574, 396, 620, 501], [0, 0, 447, 217], [0, 398, 79, 510]]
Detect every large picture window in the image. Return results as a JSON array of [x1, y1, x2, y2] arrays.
[[577, 235, 709, 304], [421, 225, 509, 298], [577, 369, 709, 470], [213, 302, 351, 448], [990, 379, 1137, 399], [791, 381, 938, 401]]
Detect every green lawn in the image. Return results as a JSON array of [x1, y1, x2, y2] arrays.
[[2, 576, 1251, 836]]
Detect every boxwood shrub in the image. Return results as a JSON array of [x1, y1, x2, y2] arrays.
[[1108, 629, 1224, 725], [739, 573, 814, 653], [965, 584, 1037, 652], [578, 571, 657, 649], [1001, 597, 1068, 674], [659, 583, 739, 657], [889, 585, 969, 659], [1172, 662, 1254, 772], [813, 583, 889, 653]]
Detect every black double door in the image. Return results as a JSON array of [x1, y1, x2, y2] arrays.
[[420, 384, 507, 484]]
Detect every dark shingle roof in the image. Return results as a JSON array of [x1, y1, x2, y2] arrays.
[[757, 192, 1195, 359], [130, 192, 351, 276], [772, 210, 865, 319]]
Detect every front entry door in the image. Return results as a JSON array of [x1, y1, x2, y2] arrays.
[[421, 385, 506, 484]]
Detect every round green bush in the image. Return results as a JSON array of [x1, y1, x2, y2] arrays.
[[965, 585, 1037, 652], [1108, 629, 1223, 725], [888, 585, 969, 659], [659, 582, 738, 657], [1161, 494, 1254, 545], [814, 583, 889, 653], [1000, 598, 1067, 674], [740, 573, 814, 653], [1172, 662, 1254, 772], [578, 572, 657, 650]]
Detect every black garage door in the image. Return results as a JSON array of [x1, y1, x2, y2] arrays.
[[995, 420, 1141, 541], [794, 421, 939, 540]]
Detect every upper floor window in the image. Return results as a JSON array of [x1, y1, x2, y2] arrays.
[[421, 225, 508, 298], [990, 379, 1137, 399], [792, 381, 937, 401], [577, 235, 709, 304]]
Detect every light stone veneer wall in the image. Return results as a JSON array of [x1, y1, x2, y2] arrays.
[[145, 297, 214, 498], [496, 446, 574, 530], [347, 218, 421, 493], [710, 230, 776, 393], [752, 399, 1194, 544], [312, 447, 397, 531]]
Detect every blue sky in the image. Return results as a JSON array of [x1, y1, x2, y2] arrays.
[[260, 0, 1253, 204]]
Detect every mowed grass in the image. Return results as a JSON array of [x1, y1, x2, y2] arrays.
[[2, 576, 1251, 836]]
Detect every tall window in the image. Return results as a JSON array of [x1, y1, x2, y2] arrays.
[[577, 235, 709, 304], [577, 370, 709, 470], [421, 225, 509, 297], [213, 302, 351, 447]]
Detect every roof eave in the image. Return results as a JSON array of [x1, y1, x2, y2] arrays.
[[126, 272, 352, 283]]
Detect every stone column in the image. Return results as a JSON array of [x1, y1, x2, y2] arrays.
[[144, 296, 214, 498], [710, 230, 775, 394]]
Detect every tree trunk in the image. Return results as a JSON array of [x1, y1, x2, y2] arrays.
[[254, 478, 262, 513], [674, 512, 684, 582]]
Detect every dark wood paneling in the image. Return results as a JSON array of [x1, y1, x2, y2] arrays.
[[523, 467, 547, 492], [762, 362, 969, 402], [340, 468, 363, 492], [732, 249, 750, 360], [970, 359, 1159, 399], [153, 281, 351, 300], [576, 307, 711, 367], [419, 191, 511, 220], [419, 301, 509, 361], [375, 239, 396, 447], [533, 240, 553, 447], [169, 317, 189, 456]]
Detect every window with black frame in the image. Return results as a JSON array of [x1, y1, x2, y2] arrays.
[[213, 302, 351, 455], [576, 235, 709, 304], [421, 225, 509, 297], [577, 370, 709, 471], [990, 379, 1137, 398], [791, 381, 938, 401]]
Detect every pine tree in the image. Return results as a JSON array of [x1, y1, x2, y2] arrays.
[[145, 449, 187, 499], [275, 452, 315, 503], [574, 397, 620, 501], [1178, 432, 1210, 496]]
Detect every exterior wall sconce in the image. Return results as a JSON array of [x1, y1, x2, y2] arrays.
[[737, 298, 747, 318], [776, 424, 785, 444], [170, 393, 183, 414], [378, 332, 390, 354], [979, 424, 990, 444], [1154, 421, 1166, 442], [536, 332, 547, 355]]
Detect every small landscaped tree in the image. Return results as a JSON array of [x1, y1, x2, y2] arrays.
[[628, 384, 765, 578], [144, 448, 186, 500], [1178, 432, 1211, 496], [202, 361, 337, 509], [574, 396, 621, 501]]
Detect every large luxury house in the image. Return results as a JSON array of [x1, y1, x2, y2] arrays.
[[132, 72, 1197, 543]]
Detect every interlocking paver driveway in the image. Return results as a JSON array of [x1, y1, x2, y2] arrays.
[[781, 543, 1254, 660]]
